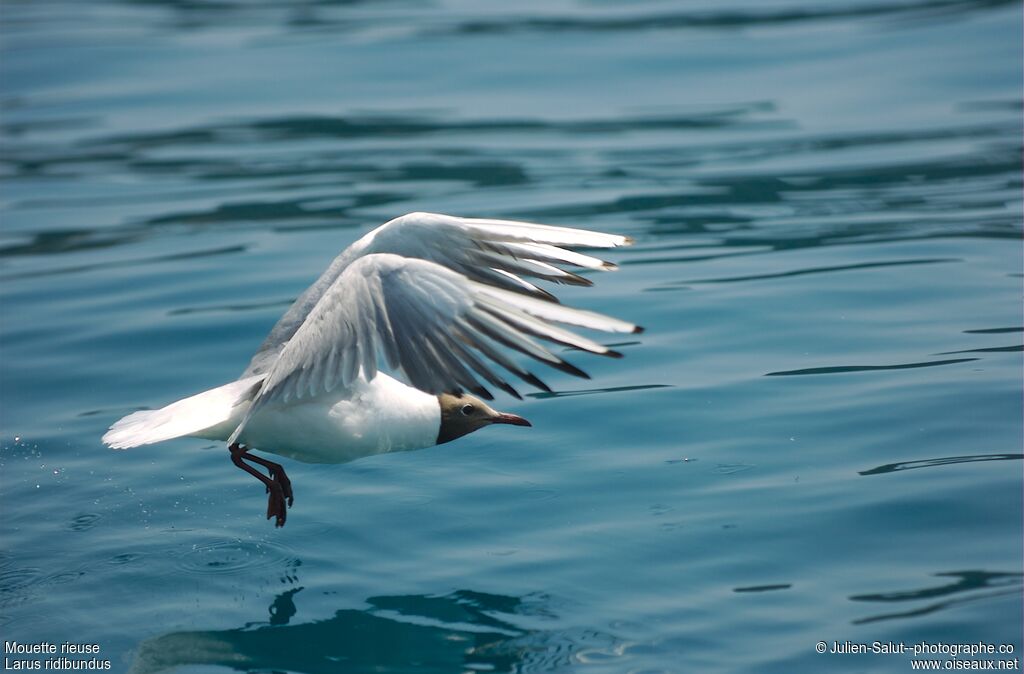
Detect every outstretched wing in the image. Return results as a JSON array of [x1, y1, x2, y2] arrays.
[[242, 212, 632, 378], [230, 253, 639, 443]]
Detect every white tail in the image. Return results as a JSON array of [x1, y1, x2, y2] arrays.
[[103, 376, 263, 449]]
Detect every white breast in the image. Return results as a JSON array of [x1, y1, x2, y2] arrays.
[[223, 374, 441, 464]]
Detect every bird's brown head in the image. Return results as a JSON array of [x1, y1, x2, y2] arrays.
[[436, 392, 531, 445]]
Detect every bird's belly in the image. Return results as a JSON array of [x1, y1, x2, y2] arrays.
[[235, 377, 441, 464]]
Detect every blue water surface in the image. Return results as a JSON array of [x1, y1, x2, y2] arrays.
[[1, 1, 1021, 672]]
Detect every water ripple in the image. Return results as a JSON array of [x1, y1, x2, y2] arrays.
[[67, 512, 102, 532], [935, 344, 1023, 355], [174, 538, 298, 576], [733, 583, 793, 593], [0, 567, 43, 608], [0, 245, 248, 281], [445, 0, 1017, 35], [0, 556, 91, 608], [657, 257, 959, 287], [527, 384, 671, 399], [963, 326, 1023, 334], [765, 358, 979, 377], [6, 0, 1013, 40], [168, 298, 292, 317], [859, 453, 1023, 476]]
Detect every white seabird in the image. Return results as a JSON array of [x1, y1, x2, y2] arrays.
[[103, 212, 641, 526]]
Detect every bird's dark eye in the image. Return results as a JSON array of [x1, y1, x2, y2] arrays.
[[461, 404, 475, 416]]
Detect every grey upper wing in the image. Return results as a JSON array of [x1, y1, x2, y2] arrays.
[[242, 246, 362, 378], [229, 253, 639, 442], [241, 212, 632, 378]]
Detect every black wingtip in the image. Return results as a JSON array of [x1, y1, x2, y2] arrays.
[[605, 349, 624, 359], [632, 325, 645, 334], [551, 358, 590, 380], [499, 382, 523, 400], [564, 275, 593, 287], [473, 385, 495, 401], [522, 372, 552, 393], [533, 286, 559, 303]]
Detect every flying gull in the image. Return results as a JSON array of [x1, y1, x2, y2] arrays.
[[103, 212, 641, 526]]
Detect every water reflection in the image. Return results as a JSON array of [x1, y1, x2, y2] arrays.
[[129, 588, 611, 674], [268, 587, 303, 626], [850, 571, 1022, 625]]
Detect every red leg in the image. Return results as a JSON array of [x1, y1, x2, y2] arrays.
[[229, 443, 290, 527], [241, 452, 293, 507]]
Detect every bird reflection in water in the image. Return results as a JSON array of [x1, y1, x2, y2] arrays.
[[129, 587, 604, 674]]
